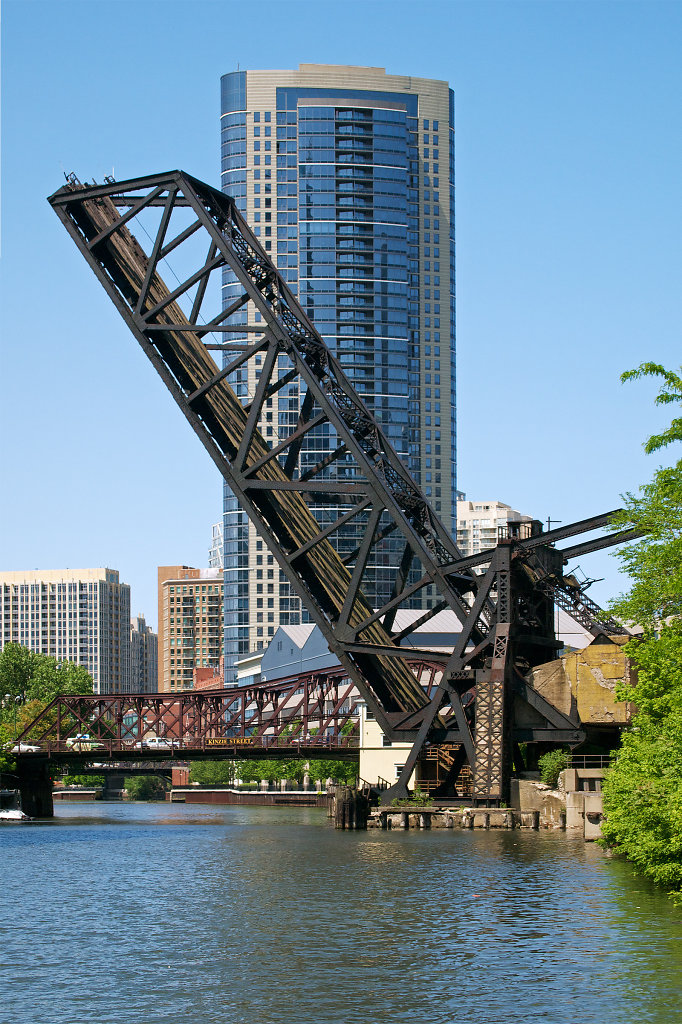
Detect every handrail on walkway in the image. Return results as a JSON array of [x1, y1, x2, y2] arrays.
[[566, 754, 614, 769]]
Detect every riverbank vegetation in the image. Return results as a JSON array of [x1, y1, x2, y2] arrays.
[[62, 773, 106, 787], [0, 645, 93, 774], [538, 749, 569, 788], [124, 775, 167, 800], [601, 364, 682, 900], [189, 757, 357, 787]]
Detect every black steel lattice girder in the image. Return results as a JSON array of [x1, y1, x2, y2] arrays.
[[48, 170, 629, 802]]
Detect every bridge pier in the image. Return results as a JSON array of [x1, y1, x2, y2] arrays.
[[16, 757, 54, 818], [102, 773, 126, 800]]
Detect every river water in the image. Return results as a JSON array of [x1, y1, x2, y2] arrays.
[[2, 802, 681, 1024]]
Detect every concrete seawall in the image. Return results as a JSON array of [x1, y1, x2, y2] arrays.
[[371, 807, 541, 830], [169, 787, 329, 808], [371, 767, 606, 839]]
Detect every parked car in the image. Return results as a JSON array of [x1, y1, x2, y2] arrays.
[[65, 734, 105, 751]]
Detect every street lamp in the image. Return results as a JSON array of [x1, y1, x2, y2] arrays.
[[3, 693, 21, 740]]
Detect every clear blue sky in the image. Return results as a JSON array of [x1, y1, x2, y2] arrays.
[[1, 0, 680, 629]]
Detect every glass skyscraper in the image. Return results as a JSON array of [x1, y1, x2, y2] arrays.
[[220, 64, 456, 680]]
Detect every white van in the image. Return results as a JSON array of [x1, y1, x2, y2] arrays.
[[65, 734, 105, 751], [144, 737, 179, 750]]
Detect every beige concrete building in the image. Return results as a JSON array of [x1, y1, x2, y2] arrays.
[[358, 705, 416, 790], [157, 566, 223, 692], [455, 499, 534, 556], [0, 568, 131, 694]]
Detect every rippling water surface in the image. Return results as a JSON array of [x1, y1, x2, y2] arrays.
[[2, 802, 682, 1023]]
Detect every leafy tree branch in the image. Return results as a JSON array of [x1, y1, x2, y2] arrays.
[[601, 364, 682, 901]]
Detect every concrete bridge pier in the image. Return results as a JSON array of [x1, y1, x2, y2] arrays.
[[101, 774, 126, 800], [16, 757, 54, 818]]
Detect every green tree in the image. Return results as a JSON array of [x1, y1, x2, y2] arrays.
[[62, 774, 106, 787], [601, 364, 682, 900], [234, 758, 297, 783], [124, 775, 167, 800], [537, 749, 569, 788], [0, 646, 94, 774], [608, 364, 682, 626], [0, 644, 93, 703], [186, 757, 358, 787], [189, 760, 237, 785], [278, 758, 307, 783], [313, 759, 358, 785]]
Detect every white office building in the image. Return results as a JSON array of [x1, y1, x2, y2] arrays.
[[208, 521, 224, 570], [0, 568, 131, 694], [130, 613, 158, 693]]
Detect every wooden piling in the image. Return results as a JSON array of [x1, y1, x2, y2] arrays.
[[334, 786, 369, 830]]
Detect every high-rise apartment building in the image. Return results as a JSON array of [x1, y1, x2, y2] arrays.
[[220, 64, 456, 677], [455, 501, 534, 556], [157, 566, 223, 692], [0, 568, 131, 694], [130, 614, 158, 693]]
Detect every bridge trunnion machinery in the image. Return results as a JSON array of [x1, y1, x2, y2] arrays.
[[47, 171, 637, 806]]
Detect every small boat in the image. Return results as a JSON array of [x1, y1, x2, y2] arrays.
[[0, 789, 31, 822]]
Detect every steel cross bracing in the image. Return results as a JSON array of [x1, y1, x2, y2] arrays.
[[48, 171, 632, 803], [14, 666, 366, 760]]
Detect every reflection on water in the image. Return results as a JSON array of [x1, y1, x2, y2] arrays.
[[2, 802, 681, 1024]]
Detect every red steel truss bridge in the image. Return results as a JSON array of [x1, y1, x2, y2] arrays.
[[15, 663, 386, 763], [43, 170, 640, 805]]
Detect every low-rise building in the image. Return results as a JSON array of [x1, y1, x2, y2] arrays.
[[259, 624, 336, 682], [194, 656, 224, 690], [358, 703, 416, 791]]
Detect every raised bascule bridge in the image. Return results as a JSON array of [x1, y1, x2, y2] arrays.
[[11, 170, 638, 815]]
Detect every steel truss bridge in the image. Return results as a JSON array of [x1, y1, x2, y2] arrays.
[[38, 169, 639, 805], [16, 664, 373, 762]]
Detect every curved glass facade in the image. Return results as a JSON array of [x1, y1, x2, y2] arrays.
[[220, 66, 456, 680]]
